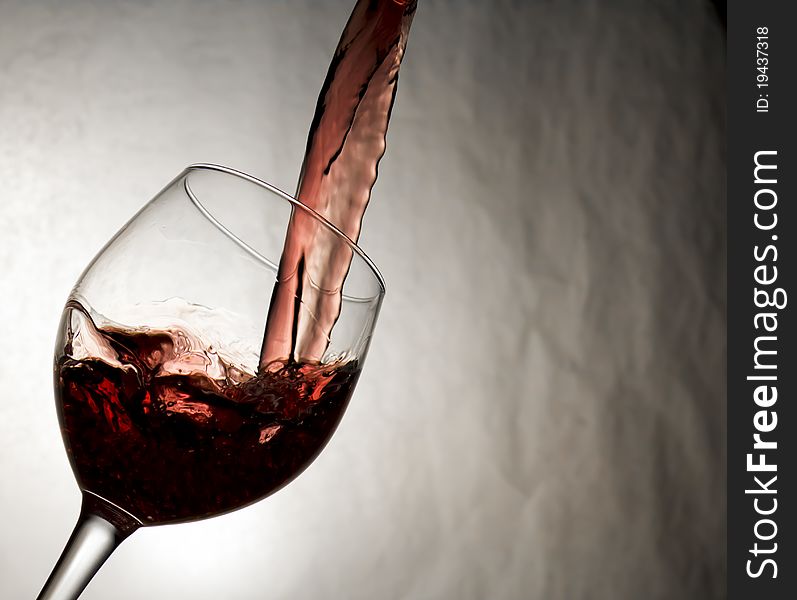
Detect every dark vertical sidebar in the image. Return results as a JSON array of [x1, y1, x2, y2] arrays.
[[728, 2, 796, 598]]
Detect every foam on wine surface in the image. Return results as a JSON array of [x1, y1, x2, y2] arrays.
[[260, 0, 417, 366], [56, 301, 359, 525]]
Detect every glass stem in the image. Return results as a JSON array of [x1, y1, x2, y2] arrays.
[[37, 493, 141, 600]]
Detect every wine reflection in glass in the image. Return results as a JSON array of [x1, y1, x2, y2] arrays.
[[37, 165, 385, 599]]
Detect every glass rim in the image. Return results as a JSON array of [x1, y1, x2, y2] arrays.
[[183, 163, 386, 296]]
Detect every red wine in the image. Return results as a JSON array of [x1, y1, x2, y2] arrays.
[[260, 0, 417, 366], [55, 302, 359, 525]]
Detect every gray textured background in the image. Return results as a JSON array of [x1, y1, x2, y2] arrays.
[[0, 1, 725, 598]]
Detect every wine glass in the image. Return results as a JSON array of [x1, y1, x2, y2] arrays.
[[37, 164, 385, 600]]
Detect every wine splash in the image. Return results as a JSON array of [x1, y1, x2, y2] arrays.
[[260, 0, 417, 366], [56, 302, 359, 525]]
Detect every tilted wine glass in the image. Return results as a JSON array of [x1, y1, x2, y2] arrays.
[[37, 164, 385, 600]]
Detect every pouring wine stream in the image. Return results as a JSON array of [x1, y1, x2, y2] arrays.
[[260, 0, 416, 365]]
